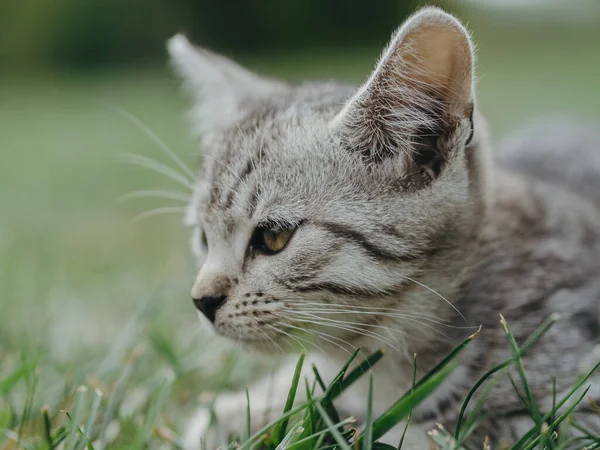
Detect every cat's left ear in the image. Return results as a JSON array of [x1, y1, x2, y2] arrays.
[[168, 35, 285, 136], [331, 8, 475, 172]]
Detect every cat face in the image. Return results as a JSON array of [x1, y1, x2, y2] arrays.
[[170, 8, 490, 354]]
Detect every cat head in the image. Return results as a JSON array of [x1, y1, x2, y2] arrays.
[[169, 8, 491, 354]]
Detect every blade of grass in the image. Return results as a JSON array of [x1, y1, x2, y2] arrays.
[[286, 418, 355, 450], [411, 326, 480, 398], [75, 388, 103, 450], [363, 327, 481, 444], [312, 363, 343, 432], [312, 432, 327, 450], [0, 360, 36, 395], [455, 377, 496, 445], [568, 418, 600, 442], [315, 402, 352, 450], [135, 379, 172, 446], [362, 360, 459, 443], [303, 377, 315, 439], [588, 397, 600, 417], [538, 422, 551, 450], [274, 352, 305, 443], [511, 358, 600, 449], [99, 345, 143, 434], [64, 386, 88, 450], [500, 314, 543, 425], [355, 325, 478, 445], [397, 353, 417, 450], [363, 373, 374, 450], [321, 348, 362, 401], [275, 422, 304, 449], [335, 350, 385, 400], [238, 399, 317, 450], [245, 386, 251, 443], [506, 368, 529, 409], [42, 405, 54, 450], [520, 386, 591, 450], [454, 314, 558, 439], [148, 330, 185, 377], [17, 367, 39, 448]]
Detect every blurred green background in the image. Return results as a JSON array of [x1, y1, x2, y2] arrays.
[[1, 0, 599, 445]]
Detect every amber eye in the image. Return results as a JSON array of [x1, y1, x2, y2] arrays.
[[250, 227, 294, 255]]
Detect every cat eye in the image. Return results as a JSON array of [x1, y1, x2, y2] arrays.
[[250, 227, 295, 255]]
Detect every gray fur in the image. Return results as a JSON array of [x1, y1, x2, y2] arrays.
[[169, 7, 600, 448]]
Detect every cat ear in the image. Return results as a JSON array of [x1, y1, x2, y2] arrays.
[[168, 34, 285, 135], [331, 8, 475, 172]]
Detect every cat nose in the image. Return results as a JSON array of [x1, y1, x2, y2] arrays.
[[193, 295, 227, 323]]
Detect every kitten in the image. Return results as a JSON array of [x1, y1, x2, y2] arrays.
[[168, 7, 600, 448]]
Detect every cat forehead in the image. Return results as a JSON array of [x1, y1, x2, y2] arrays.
[[212, 82, 352, 151], [202, 85, 359, 179], [195, 118, 369, 227]]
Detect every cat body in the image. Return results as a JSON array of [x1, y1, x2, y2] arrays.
[[168, 8, 600, 448]]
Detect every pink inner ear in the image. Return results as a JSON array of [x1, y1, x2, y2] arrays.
[[389, 22, 473, 113]]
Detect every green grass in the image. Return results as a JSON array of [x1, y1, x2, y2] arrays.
[[1, 18, 599, 450]]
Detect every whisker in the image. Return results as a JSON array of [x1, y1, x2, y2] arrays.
[[286, 314, 405, 356], [291, 310, 409, 335], [277, 321, 355, 357], [248, 324, 285, 354], [273, 324, 329, 356], [117, 189, 191, 203], [291, 308, 457, 344], [117, 153, 194, 190], [58, 93, 196, 180], [397, 274, 466, 321], [264, 324, 308, 354], [104, 103, 196, 180], [290, 300, 443, 318], [132, 206, 187, 222], [286, 303, 476, 330]]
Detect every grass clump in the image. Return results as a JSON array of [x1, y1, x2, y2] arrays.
[[2, 314, 598, 449]]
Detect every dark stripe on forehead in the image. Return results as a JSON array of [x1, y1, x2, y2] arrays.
[[223, 156, 255, 209], [246, 182, 263, 218], [207, 168, 221, 208], [313, 221, 419, 263]]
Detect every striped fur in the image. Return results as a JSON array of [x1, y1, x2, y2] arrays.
[[170, 7, 600, 449]]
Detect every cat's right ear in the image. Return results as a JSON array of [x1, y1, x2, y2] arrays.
[[330, 8, 475, 172], [168, 35, 284, 135]]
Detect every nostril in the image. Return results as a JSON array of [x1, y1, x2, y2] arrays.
[[193, 295, 227, 323]]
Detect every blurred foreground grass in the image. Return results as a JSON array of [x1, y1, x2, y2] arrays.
[[0, 21, 599, 448]]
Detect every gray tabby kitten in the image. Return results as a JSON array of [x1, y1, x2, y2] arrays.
[[168, 7, 600, 449]]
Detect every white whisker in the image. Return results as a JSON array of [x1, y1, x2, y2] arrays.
[[264, 324, 308, 353], [117, 189, 191, 203], [289, 306, 458, 344], [276, 320, 356, 357], [285, 301, 475, 330], [104, 103, 195, 179], [397, 274, 466, 321], [117, 153, 194, 190], [132, 206, 187, 222], [286, 313, 405, 356], [248, 324, 285, 354]]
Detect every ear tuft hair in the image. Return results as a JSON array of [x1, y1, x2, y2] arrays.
[[331, 8, 475, 172]]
